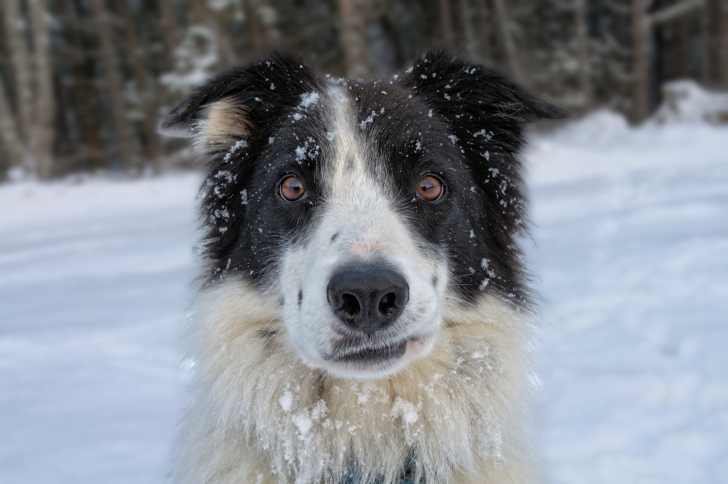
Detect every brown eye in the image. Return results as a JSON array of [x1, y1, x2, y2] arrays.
[[279, 175, 306, 201], [415, 174, 445, 202]]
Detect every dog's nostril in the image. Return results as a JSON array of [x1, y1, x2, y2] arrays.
[[378, 291, 398, 316], [340, 293, 361, 319]]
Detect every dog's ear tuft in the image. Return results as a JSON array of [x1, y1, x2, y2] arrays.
[[401, 50, 562, 152], [160, 94, 252, 149], [159, 53, 316, 151]]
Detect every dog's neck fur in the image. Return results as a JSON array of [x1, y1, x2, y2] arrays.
[[173, 279, 533, 484]]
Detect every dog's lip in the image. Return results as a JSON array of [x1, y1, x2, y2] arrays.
[[327, 334, 431, 363]]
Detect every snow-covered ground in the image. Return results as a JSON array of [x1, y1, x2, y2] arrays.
[[1, 114, 726, 484], [529, 113, 728, 484]]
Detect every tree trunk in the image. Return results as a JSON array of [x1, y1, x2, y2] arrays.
[[120, 0, 161, 171], [339, 0, 372, 79], [190, 1, 238, 67], [90, 0, 136, 170], [159, 0, 179, 57], [3, 0, 34, 170], [241, 0, 259, 57], [704, 0, 728, 88], [0, 80, 25, 178], [492, 0, 525, 86], [28, 0, 56, 178], [476, 0, 494, 63], [460, 0, 481, 62], [439, 0, 456, 50], [251, 0, 282, 49], [632, 0, 650, 122], [575, 0, 592, 110]]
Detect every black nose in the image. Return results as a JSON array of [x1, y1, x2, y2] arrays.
[[327, 263, 409, 334]]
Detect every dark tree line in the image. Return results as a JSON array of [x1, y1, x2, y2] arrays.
[[1, 0, 726, 180]]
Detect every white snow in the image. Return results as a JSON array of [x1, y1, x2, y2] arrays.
[[223, 139, 248, 163], [1, 111, 727, 483], [0, 174, 199, 484], [651, 80, 728, 125], [527, 111, 728, 484], [298, 91, 320, 110], [391, 397, 419, 425], [292, 412, 313, 438], [359, 110, 377, 129], [279, 390, 294, 412]]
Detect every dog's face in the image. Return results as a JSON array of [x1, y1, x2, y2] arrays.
[[163, 52, 557, 380]]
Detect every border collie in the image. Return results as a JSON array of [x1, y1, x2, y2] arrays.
[[161, 51, 558, 484]]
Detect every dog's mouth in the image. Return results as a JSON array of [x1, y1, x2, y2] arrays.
[[324, 334, 433, 374], [331, 339, 408, 363]]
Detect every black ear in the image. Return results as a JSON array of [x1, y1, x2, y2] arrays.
[[401, 51, 561, 238], [400, 50, 562, 154], [159, 53, 318, 151]]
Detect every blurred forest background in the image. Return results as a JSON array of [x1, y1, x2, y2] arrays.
[[1, 0, 726, 180]]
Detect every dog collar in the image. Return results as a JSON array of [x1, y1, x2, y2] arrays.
[[341, 475, 415, 484], [341, 460, 416, 483]]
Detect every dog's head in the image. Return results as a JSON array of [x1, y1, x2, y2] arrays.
[[163, 52, 558, 380]]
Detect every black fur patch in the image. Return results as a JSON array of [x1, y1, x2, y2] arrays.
[[164, 54, 331, 285], [348, 51, 560, 304], [164, 52, 559, 306]]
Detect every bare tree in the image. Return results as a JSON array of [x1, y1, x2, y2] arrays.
[[475, 0, 495, 63], [439, 0, 456, 50], [90, 0, 137, 169], [159, 0, 179, 57], [460, 0, 480, 62], [631, 0, 650, 121], [250, 0, 282, 49], [0, 80, 24, 177], [575, 0, 592, 109], [704, 0, 728, 88], [190, 1, 239, 67], [492, 0, 525, 85], [3, 0, 33, 171], [120, 0, 162, 170], [28, 0, 55, 178], [339, 0, 373, 79]]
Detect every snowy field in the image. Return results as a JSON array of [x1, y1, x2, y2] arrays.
[[1, 113, 727, 484]]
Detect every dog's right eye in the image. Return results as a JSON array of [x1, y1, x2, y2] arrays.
[[279, 175, 306, 201]]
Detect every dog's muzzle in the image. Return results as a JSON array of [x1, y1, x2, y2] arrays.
[[326, 262, 409, 335]]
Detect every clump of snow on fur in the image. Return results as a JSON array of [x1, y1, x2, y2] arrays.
[[360, 110, 378, 129], [391, 397, 419, 425], [298, 91, 320, 110], [292, 412, 312, 439], [279, 390, 293, 412], [473, 129, 494, 141], [294, 137, 320, 162], [223, 139, 248, 163]]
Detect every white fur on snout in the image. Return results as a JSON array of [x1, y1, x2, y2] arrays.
[[279, 85, 447, 379]]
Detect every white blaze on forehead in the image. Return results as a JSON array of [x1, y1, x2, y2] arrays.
[[322, 84, 398, 252], [326, 85, 368, 191]]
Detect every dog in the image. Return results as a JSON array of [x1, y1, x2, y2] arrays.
[[161, 51, 558, 484]]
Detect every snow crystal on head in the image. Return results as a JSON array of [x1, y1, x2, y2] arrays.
[[298, 91, 320, 110], [294, 137, 320, 162], [223, 139, 248, 163], [291, 91, 321, 123]]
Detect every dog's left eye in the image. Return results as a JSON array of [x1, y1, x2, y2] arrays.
[[279, 175, 306, 201], [415, 174, 445, 202]]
